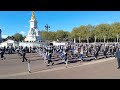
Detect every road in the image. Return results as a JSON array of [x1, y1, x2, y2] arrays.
[[0, 53, 119, 79]]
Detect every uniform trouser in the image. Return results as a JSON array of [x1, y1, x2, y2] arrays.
[[48, 54, 53, 64], [74, 54, 78, 58], [94, 52, 98, 58], [1, 54, 4, 58], [79, 54, 83, 59], [23, 57, 27, 62], [117, 58, 120, 67], [89, 50, 92, 55], [1, 55, 5, 59], [103, 51, 107, 58], [86, 52, 88, 56], [64, 54, 67, 61], [112, 51, 115, 56]]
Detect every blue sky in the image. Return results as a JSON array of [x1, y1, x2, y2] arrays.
[[0, 11, 120, 38]]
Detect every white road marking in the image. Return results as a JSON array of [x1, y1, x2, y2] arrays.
[[0, 57, 115, 78]]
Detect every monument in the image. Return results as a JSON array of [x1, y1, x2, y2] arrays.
[[19, 11, 46, 48], [24, 11, 41, 42], [0, 11, 46, 48]]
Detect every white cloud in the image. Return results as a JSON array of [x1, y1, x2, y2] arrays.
[[2, 35, 8, 38], [20, 31, 26, 35]]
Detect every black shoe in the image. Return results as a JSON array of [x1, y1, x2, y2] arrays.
[[117, 67, 120, 69], [52, 62, 54, 65], [47, 64, 50, 66], [22, 61, 24, 62]]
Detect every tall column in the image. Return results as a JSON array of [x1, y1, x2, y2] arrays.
[[74, 38, 76, 43], [79, 37, 80, 43], [45, 24, 50, 45], [87, 37, 89, 44], [117, 34, 119, 43], [104, 36, 106, 44], [94, 35, 96, 44]]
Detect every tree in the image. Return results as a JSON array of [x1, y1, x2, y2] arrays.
[[56, 30, 69, 41], [6, 35, 15, 40], [13, 33, 24, 41], [41, 30, 47, 41], [23, 36, 26, 40], [86, 25, 95, 42], [111, 22, 120, 42], [64, 31, 70, 41], [71, 27, 79, 40], [92, 24, 111, 42], [4, 21, 120, 43], [71, 25, 91, 42], [6, 36, 11, 40]]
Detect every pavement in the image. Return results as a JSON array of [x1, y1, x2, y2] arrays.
[[0, 53, 120, 79]]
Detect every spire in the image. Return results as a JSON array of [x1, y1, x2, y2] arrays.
[[31, 11, 35, 20]]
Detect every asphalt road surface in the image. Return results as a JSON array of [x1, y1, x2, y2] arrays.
[[0, 53, 119, 79]]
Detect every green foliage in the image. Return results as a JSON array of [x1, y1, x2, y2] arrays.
[[6, 33, 24, 42], [4, 22, 120, 43], [94, 24, 111, 41], [6, 35, 15, 40], [70, 22, 120, 42], [13, 33, 24, 41], [41, 30, 70, 41], [56, 30, 69, 41], [41, 30, 47, 41]]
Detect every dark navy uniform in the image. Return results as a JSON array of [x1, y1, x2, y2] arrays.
[[47, 46, 54, 66], [115, 50, 120, 69], [22, 50, 27, 62]]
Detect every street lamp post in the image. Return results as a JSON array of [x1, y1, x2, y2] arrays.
[[94, 35, 96, 44], [117, 34, 119, 43], [79, 37, 80, 43], [104, 36, 106, 44], [45, 24, 50, 45]]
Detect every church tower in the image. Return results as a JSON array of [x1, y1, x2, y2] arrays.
[[25, 11, 41, 42]]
